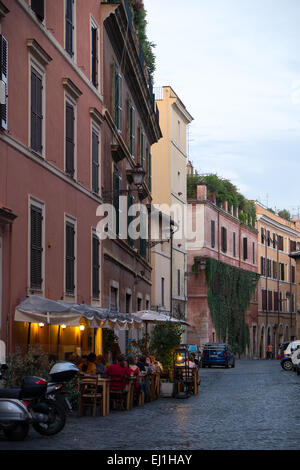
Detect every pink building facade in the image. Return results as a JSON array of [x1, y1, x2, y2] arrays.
[[0, 0, 160, 355], [187, 185, 259, 357]]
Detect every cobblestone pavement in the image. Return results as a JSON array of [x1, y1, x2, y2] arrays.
[[0, 360, 299, 450]]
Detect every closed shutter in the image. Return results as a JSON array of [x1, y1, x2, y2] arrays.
[[92, 234, 100, 298], [233, 231, 236, 257], [91, 25, 98, 87], [278, 235, 283, 251], [66, 102, 75, 177], [260, 256, 265, 275], [268, 291, 272, 311], [274, 291, 278, 311], [243, 237, 248, 260], [261, 227, 265, 244], [92, 129, 99, 193], [291, 265, 295, 283], [113, 166, 120, 235], [127, 191, 134, 247], [262, 290, 267, 310], [65, 0, 74, 57], [0, 35, 8, 130], [31, 0, 44, 21], [267, 230, 270, 246], [31, 67, 43, 153], [273, 261, 277, 279], [211, 220, 215, 248], [129, 106, 135, 157], [66, 222, 75, 294], [30, 205, 43, 289], [221, 227, 227, 253]]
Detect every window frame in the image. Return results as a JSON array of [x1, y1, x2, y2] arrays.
[[65, 0, 76, 60], [28, 197, 45, 293], [29, 58, 45, 157], [64, 93, 77, 179], [92, 230, 100, 300], [91, 121, 100, 194], [90, 16, 99, 89], [64, 215, 76, 298]]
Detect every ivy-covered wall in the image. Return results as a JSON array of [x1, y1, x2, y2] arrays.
[[200, 258, 260, 355]]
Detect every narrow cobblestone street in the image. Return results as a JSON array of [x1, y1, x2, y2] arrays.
[[0, 360, 299, 450]]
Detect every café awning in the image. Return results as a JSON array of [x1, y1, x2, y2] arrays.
[[131, 310, 190, 326], [14, 296, 144, 330]]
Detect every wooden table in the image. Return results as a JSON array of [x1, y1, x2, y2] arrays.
[[97, 377, 110, 416], [126, 377, 136, 410]]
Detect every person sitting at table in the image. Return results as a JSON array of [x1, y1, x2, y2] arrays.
[[78, 355, 88, 373], [137, 355, 151, 374], [182, 354, 196, 381], [104, 355, 132, 392], [95, 355, 106, 375], [149, 354, 163, 374], [83, 352, 97, 376]]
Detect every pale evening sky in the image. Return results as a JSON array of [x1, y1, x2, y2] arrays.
[[145, 0, 300, 216]]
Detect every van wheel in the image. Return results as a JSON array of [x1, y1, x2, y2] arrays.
[[3, 422, 29, 441], [282, 360, 293, 371]]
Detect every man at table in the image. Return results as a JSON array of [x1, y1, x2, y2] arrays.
[[104, 355, 132, 391]]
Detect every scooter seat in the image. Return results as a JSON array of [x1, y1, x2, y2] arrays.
[[0, 387, 21, 399]]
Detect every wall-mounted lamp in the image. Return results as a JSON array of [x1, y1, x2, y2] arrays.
[[79, 325, 85, 331], [61, 324, 67, 329], [39, 323, 45, 328]]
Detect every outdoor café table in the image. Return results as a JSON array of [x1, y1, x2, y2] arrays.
[[97, 376, 110, 416], [81, 375, 110, 416], [136, 374, 145, 406], [127, 376, 136, 410]]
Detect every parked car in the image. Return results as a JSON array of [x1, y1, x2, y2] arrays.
[[282, 340, 300, 358], [279, 341, 290, 359], [201, 343, 235, 369], [280, 347, 300, 371]]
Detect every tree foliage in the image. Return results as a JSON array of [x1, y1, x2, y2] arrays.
[[278, 209, 291, 221], [150, 322, 184, 370], [129, 0, 156, 77], [187, 173, 256, 228]]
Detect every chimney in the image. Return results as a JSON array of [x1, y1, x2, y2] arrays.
[[224, 201, 228, 212], [196, 184, 207, 200], [210, 193, 216, 204]]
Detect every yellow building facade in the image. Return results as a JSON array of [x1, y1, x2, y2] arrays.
[[151, 86, 193, 322], [256, 203, 300, 358]]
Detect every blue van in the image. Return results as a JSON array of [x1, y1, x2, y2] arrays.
[[201, 343, 235, 368]]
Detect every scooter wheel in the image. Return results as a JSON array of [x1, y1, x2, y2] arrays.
[[3, 422, 29, 441], [33, 401, 66, 436]]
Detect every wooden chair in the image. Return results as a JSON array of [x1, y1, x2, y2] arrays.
[[79, 376, 103, 417], [108, 374, 131, 411]]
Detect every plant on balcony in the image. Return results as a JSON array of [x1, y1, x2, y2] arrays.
[[187, 173, 256, 228], [204, 258, 260, 355], [129, 0, 156, 77]]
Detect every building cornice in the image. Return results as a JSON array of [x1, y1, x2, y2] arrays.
[[172, 99, 193, 124], [257, 214, 300, 238], [27, 38, 52, 66]]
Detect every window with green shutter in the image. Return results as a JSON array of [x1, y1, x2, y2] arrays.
[[92, 234, 100, 299], [65, 101, 75, 177], [113, 166, 121, 236], [129, 106, 135, 158], [92, 128, 99, 193], [0, 35, 8, 130], [65, 0, 74, 57], [66, 221, 75, 294], [113, 63, 122, 132], [30, 205, 43, 289], [128, 191, 134, 247], [31, 67, 43, 154]]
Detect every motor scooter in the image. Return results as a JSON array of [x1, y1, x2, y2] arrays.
[[0, 361, 79, 440]]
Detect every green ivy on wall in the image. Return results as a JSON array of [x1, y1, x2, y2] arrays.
[[204, 258, 260, 355]]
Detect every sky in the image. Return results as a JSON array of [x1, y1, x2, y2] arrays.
[[145, 0, 300, 216]]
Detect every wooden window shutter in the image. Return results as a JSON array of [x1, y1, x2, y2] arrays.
[[92, 129, 99, 193], [65, 0, 74, 57], [268, 291, 272, 311], [66, 102, 75, 177], [127, 191, 134, 247], [261, 227, 264, 244], [91, 25, 98, 87], [30, 205, 43, 289], [0, 35, 8, 130], [291, 265, 295, 283], [221, 227, 227, 253], [233, 232, 236, 257], [113, 166, 120, 235], [260, 256, 265, 275], [274, 291, 278, 311], [31, 67, 43, 153], [262, 289, 267, 310], [66, 222, 75, 293], [92, 234, 100, 298], [243, 237, 248, 260], [31, 0, 45, 21], [148, 150, 152, 191], [211, 220, 215, 248]]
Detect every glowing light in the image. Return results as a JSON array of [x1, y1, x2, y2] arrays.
[[39, 323, 45, 328], [79, 325, 85, 331], [61, 324, 67, 329]]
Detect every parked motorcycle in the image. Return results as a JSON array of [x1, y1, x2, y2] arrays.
[[0, 361, 79, 441]]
